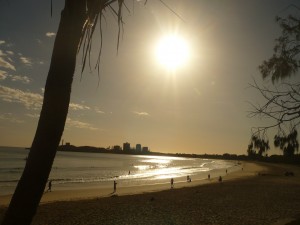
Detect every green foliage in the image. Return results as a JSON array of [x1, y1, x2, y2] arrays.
[[259, 15, 300, 82], [274, 129, 299, 157]]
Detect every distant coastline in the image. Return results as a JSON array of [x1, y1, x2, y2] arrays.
[[56, 144, 247, 160], [56, 144, 300, 165], [2, 145, 298, 165]]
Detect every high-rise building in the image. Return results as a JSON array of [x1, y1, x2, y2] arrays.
[[123, 142, 130, 151], [136, 144, 142, 152]]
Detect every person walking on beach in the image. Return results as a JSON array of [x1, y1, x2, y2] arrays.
[[47, 180, 52, 192], [170, 178, 174, 189], [113, 180, 117, 193], [208, 174, 210, 180], [218, 176, 222, 183], [187, 175, 191, 182]]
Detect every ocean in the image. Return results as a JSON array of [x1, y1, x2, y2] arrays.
[[0, 146, 240, 195]]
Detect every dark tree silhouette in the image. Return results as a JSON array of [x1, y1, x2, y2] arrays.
[[247, 136, 270, 158], [274, 129, 299, 157], [248, 81, 300, 133], [248, 12, 300, 155], [259, 15, 300, 82], [1, 1, 125, 224]]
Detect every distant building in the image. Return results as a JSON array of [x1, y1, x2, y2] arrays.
[[142, 146, 149, 152], [113, 145, 122, 151], [66, 142, 71, 146], [123, 142, 130, 151], [136, 144, 142, 152]]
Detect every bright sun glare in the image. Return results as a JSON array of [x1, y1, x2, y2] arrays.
[[156, 35, 189, 70]]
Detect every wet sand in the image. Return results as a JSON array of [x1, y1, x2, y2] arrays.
[[1, 162, 300, 225]]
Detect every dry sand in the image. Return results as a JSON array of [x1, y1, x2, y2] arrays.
[[1, 161, 300, 225]]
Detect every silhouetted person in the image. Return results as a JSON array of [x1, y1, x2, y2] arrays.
[[171, 178, 174, 189], [187, 175, 190, 182], [113, 180, 117, 192], [208, 174, 210, 179], [226, 169, 228, 174], [218, 176, 222, 182], [47, 180, 52, 192], [128, 170, 130, 175]]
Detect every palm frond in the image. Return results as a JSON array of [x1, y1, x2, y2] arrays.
[[78, 0, 125, 77]]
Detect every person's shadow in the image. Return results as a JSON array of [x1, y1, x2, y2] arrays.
[[109, 192, 118, 197]]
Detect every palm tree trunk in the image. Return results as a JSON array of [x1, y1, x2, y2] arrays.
[[1, 1, 87, 224]]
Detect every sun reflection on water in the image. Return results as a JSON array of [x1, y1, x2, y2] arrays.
[[124, 155, 236, 183], [141, 158, 171, 164], [130, 155, 199, 180]]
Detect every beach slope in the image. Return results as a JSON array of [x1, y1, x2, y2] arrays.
[[1, 162, 300, 225]]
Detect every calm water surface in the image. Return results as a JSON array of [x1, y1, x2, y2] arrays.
[[0, 147, 240, 195]]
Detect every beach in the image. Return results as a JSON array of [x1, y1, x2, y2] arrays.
[[1, 161, 300, 225]]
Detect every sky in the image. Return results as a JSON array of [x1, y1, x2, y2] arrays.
[[0, 0, 300, 155]]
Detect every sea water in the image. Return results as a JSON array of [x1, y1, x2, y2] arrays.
[[0, 146, 241, 195]]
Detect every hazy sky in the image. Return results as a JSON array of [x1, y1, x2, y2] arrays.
[[0, 0, 299, 155]]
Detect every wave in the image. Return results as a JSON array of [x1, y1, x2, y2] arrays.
[[0, 149, 239, 195], [0, 179, 19, 183], [0, 168, 24, 173]]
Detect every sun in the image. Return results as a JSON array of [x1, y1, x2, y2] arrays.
[[156, 35, 190, 70]]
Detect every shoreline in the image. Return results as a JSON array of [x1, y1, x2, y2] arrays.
[[0, 162, 263, 206], [1, 161, 300, 225]]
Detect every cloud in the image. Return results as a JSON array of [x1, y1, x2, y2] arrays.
[[133, 111, 150, 116], [94, 107, 105, 114], [0, 71, 31, 84], [0, 85, 43, 110], [0, 50, 16, 71], [0, 85, 96, 113], [0, 40, 5, 45], [20, 56, 32, 66], [46, 32, 56, 38], [0, 70, 7, 80], [0, 113, 24, 123], [69, 103, 90, 111], [6, 51, 14, 55], [66, 118, 98, 130], [8, 74, 31, 84], [25, 113, 40, 118]]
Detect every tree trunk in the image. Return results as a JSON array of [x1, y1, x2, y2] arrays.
[[1, 1, 87, 224]]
